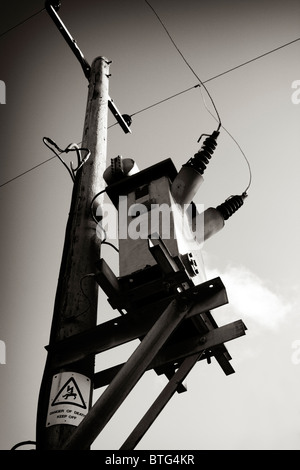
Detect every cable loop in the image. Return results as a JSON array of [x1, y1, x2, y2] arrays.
[[43, 137, 90, 182]]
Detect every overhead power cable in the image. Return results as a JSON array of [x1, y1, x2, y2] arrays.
[[144, 0, 222, 130], [0, 35, 298, 189], [143, 1, 299, 194], [0, 155, 57, 188], [144, 0, 252, 190], [130, 33, 300, 117], [204, 36, 300, 83], [130, 84, 200, 118], [0, 7, 45, 40]]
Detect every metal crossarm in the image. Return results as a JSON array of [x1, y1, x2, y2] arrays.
[[45, 1, 132, 133]]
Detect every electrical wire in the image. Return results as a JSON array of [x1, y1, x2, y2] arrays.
[[0, 8, 45, 40], [0, 155, 57, 188], [90, 189, 120, 252], [68, 273, 97, 320], [221, 124, 252, 195], [90, 189, 106, 224], [0, 35, 298, 190], [43, 137, 90, 182], [111, 35, 300, 123], [102, 240, 119, 253], [145, 0, 252, 193], [204, 37, 300, 84], [80, 273, 96, 312], [145, 0, 222, 131], [195, 88, 252, 194], [130, 84, 200, 118], [11, 440, 36, 450], [43, 137, 75, 181]]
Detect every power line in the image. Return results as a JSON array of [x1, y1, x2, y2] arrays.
[[145, 0, 222, 130], [0, 7, 46, 40], [130, 84, 200, 117], [129, 33, 300, 117], [0, 35, 299, 189], [0, 155, 57, 188], [143, 0, 300, 194], [203, 37, 300, 83]]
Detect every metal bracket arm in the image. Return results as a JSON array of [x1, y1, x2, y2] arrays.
[[45, 1, 91, 79], [93, 319, 247, 389], [47, 276, 228, 369], [108, 98, 132, 134], [45, 1, 132, 134]]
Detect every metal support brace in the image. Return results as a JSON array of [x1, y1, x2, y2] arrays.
[[61, 296, 192, 450], [93, 319, 247, 389], [120, 352, 204, 450], [48, 276, 228, 369]]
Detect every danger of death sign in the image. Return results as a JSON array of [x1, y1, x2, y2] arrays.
[[46, 372, 91, 427]]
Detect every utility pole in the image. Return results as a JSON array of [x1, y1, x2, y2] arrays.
[[35, 1, 247, 451], [36, 56, 110, 450]]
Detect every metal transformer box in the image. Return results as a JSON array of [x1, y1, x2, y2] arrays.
[[105, 158, 207, 286]]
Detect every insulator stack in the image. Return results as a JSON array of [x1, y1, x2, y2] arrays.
[[216, 194, 246, 220], [184, 130, 219, 175]]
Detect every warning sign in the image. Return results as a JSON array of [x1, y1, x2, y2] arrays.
[[46, 372, 91, 427]]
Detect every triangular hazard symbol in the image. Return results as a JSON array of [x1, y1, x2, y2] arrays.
[[51, 377, 87, 409]]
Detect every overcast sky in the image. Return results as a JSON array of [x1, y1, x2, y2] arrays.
[[0, 0, 300, 451]]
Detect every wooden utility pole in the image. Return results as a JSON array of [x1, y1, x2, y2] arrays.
[[36, 56, 110, 450], [34, 3, 247, 451]]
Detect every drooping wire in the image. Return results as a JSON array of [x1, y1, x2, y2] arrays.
[[0, 32, 300, 188], [102, 240, 119, 253], [43, 137, 90, 182], [198, 99, 252, 194], [0, 3, 298, 192], [145, 0, 252, 194], [79, 273, 96, 315], [221, 125, 252, 194], [11, 440, 36, 450], [68, 273, 97, 320], [145, 0, 222, 131], [90, 189, 119, 253], [90, 189, 106, 224], [1, 34, 298, 190]]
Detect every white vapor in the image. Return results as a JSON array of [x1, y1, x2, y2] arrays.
[[205, 263, 293, 330]]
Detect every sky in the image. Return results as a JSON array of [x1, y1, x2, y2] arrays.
[[0, 0, 300, 451]]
